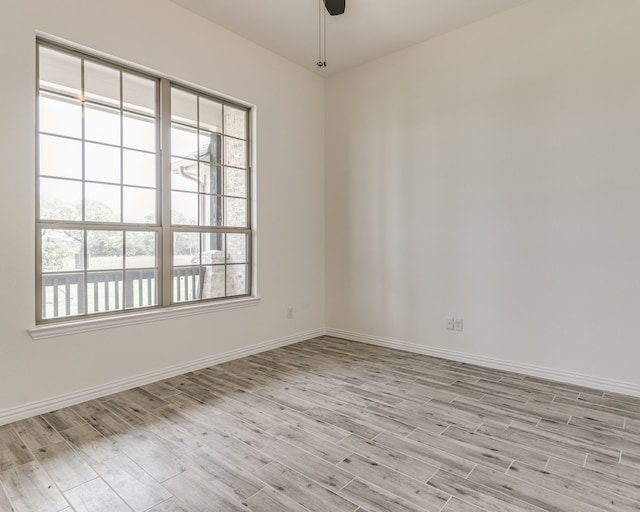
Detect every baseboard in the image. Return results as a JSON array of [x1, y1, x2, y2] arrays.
[[6, 326, 639, 426], [326, 328, 640, 398], [0, 328, 325, 426]]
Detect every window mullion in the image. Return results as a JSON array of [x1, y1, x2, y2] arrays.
[[160, 78, 173, 307]]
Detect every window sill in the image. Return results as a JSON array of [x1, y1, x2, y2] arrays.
[[29, 296, 261, 340]]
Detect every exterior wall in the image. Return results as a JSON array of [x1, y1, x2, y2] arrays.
[[326, 0, 640, 386], [0, 0, 325, 415]]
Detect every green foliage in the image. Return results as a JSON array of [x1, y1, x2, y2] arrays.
[[173, 231, 199, 256], [41, 199, 157, 270], [41, 232, 77, 271]]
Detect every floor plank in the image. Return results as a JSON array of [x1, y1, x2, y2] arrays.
[[63, 477, 131, 512], [11, 417, 63, 451], [0, 461, 69, 512], [507, 460, 640, 512], [145, 497, 191, 512], [162, 467, 252, 512], [337, 453, 449, 511], [260, 439, 354, 491], [242, 485, 311, 512], [0, 426, 34, 472], [33, 440, 97, 491], [254, 461, 357, 512], [92, 454, 172, 511], [467, 464, 604, 512], [339, 478, 429, 512], [58, 424, 121, 465], [0, 480, 13, 512]]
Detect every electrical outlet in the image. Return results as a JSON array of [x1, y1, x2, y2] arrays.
[[446, 318, 454, 330], [287, 307, 294, 319], [454, 318, 464, 332]]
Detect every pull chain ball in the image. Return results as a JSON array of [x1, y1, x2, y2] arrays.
[[317, 61, 327, 67]]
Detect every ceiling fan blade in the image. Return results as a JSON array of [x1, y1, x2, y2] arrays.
[[323, 0, 345, 16]]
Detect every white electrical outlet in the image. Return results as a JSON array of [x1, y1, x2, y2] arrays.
[[446, 318, 454, 330], [454, 318, 464, 332], [287, 307, 294, 319]]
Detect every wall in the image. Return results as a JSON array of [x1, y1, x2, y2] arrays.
[[0, 0, 325, 419], [326, 0, 640, 387]]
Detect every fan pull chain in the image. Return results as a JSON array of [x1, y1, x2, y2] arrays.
[[317, 0, 327, 67], [324, 5, 327, 66]]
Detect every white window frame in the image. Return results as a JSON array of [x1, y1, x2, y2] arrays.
[[33, 39, 256, 335]]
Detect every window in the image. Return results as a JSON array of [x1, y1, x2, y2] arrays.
[[36, 41, 251, 323]]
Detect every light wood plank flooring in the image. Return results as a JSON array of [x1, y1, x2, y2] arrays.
[[1, 336, 640, 511]]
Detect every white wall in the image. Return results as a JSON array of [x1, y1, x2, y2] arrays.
[[326, 0, 640, 386], [0, 0, 325, 416], [3, 0, 640, 418]]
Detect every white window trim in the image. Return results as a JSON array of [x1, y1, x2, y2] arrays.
[[29, 295, 260, 340], [36, 39, 255, 326]]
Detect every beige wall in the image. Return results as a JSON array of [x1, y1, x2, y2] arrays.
[[0, 0, 325, 413], [326, 0, 640, 385]]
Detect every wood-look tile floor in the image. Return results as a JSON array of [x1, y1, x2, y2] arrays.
[[2, 336, 640, 512]]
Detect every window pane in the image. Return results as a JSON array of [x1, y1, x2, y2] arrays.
[[123, 186, 156, 224], [171, 88, 197, 125], [84, 61, 120, 107], [224, 137, 246, 168], [85, 104, 121, 146], [226, 233, 247, 263], [201, 232, 224, 262], [87, 230, 123, 270], [224, 197, 247, 227], [171, 191, 198, 225], [200, 194, 222, 226], [41, 229, 84, 272], [200, 164, 222, 196], [173, 266, 203, 302], [123, 113, 155, 152], [173, 232, 200, 265], [171, 124, 198, 159], [126, 231, 156, 268], [199, 98, 222, 133], [85, 183, 121, 222], [202, 266, 225, 299], [39, 95, 82, 138], [123, 150, 155, 187], [42, 273, 84, 319], [39, 134, 82, 180], [123, 73, 156, 116], [39, 46, 81, 97], [227, 264, 247, 296], [125, 269, 157, 308], [171, 161, 199, 192], [40, 178, 82, 221], [224, 167, 246, 198], [85, 142, 120, 184], [87, 271, 123, 313], [198, 131, 221, 164], [224, 105, 247, 139]]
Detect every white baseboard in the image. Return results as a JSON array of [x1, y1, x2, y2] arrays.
[[326, 328, 640, 398], [5, 326, 639, 426], [0, 328, 325, 426]]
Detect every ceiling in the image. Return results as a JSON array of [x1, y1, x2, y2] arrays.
[[169, 0, 532, 75]]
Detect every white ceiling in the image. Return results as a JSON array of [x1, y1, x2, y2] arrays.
[[169, 0, 532, 75]]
